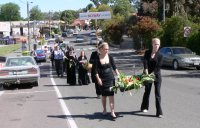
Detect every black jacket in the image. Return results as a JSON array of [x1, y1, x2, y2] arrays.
[[143, 49, 163, 76]]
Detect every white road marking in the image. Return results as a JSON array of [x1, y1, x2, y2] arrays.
[[0, 90, 5, 96], [50, 68, 78, 128], [4, 90, 55, 95]]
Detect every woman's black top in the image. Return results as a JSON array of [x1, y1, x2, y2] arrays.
[[143, 49, 163, 80], [94, 55, 117, 85]]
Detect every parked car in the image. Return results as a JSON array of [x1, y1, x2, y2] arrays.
[[62, 31, 68, 37], [159, 47, 200, 70], [0, 56, 40, 88], [90, 31, 96, 36], [73, 30, 79, 36], [46, 38, 56, 47], [34, 49, 47, 62], [90, 37, 100, 45], [76, 35, 85, 43]]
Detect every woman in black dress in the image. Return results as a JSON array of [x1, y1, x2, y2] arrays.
[[66, 47, 77, 85], [94, 42, 119, 118], [77, 50, 90, 85]]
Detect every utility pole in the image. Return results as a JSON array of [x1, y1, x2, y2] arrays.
[[49, 10, 51, 38], [27, 1, 31, 51], [163, 0, 165, 23]]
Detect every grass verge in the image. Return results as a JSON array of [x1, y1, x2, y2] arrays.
[[0, 43, 21, 56]]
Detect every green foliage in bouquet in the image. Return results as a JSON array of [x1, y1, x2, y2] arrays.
[[111, 73, 155, 93]]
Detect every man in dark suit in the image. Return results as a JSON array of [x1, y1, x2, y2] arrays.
[[140, 38, 164, 118], [89, 42, 102, 98]]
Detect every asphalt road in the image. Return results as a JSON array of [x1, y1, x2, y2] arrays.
[[0, 32, 200, 128]]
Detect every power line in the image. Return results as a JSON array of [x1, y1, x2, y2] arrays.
[[17, 0, 26, 5]]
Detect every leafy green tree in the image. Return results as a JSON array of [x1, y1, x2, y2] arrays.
[[83, 3, 94, 12], [51, 11, 61, 20], [187, 30, 200, 55], [160, 16, 198, 47], [0, 2, 21, 21], [111, 0, 134, 17], [30, 6, 44, 20], [60, 10, 77, 24], [60, 10, 77, 30], [90, 0, 111, 7], [97, 4, 113, 30], [98, 4, 113, 12], [102, 14, 125, 44]]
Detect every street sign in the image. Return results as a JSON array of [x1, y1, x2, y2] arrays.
[[79, 11, 111, 20], [184, 26, 191, 37]]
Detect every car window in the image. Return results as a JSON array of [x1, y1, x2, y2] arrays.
[[20, 57, 34, 66], [172, 48, 192, 54], [91, 37, 97, 40], [165, 48, 172, 55], [77, 35, 83, 38], [184, 48, 193, 54], [36, 50, 44, 54], [159, 48, 165, 54], [6, 57, 35, 66], [6, 58, 19, 66]]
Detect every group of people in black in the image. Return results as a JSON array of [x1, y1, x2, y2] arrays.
[[50, 37, 164, 119], [50, 43, 90, 85]]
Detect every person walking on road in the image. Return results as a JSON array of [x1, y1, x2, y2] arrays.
[[77, 50, 90, 85], [66, 46, 77, 85], [94, 42, 119, 119], [53, 44, 64, 77], [140, 38, 164, 118], [89, 42, 102, 98]]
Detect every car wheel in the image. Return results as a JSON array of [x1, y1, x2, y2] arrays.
[[196, 67, 200, 70], [2, 84, 8, 89], [172, 60, 179, 70], [33, 81, 39, 86]]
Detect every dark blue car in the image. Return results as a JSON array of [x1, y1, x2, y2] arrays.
[[35, 50, 47, 62]]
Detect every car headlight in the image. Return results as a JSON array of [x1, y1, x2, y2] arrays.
[[181, 58, 191, 62]]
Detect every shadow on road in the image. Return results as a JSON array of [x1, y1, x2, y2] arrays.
[[59, 96, 97, 100], [47, 110, 158, 122]]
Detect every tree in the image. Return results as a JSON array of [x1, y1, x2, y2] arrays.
[[30, 6, 44, 21], [97, 4, 113, 12], [60, 10, 77, 24], [51, 11, 61, 20], [111, 0, 134, 18], [129, 16, 161, 49], [102, 14, 125, 44], [81, 3, 94, 12], [0, 2, 21, 21], [90, 0, 110, 8], [60, 10, 77, 30]]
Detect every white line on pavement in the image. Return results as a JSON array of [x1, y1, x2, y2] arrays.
[[0, 90, 5, 96], [51, 70, 78, 128], [4, 90, 55, 95]]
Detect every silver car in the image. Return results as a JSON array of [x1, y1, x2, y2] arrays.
[[0, 56, 40, 88], [159, 47, 200, 70]]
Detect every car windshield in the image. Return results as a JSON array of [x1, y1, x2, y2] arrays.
[[91, 37, 97, 40], [36, 50, 44, 54], [77, 35, 83, 38], [172, 48, 193, 54], [6, 57, 35, 66]]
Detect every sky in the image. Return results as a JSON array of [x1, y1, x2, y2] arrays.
[[0, 0, 92, 18]]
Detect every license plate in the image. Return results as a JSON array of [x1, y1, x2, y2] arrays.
[[17, 71, 28, 75], [194, 62, 199, 65]]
